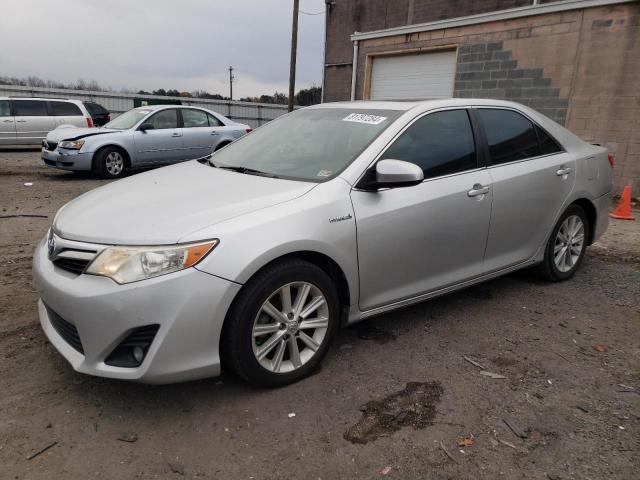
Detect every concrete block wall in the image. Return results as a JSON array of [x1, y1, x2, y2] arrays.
[[333, 2, 640, 194]]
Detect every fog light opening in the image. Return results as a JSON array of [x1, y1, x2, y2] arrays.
[[104, 324, 160, 368]]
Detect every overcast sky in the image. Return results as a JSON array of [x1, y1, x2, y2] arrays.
[[0, 0, 326, 98]]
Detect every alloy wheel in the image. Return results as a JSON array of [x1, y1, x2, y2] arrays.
[[252, 282, 329, 374], [553, 214, 585, 273], [105, 152, 124, 176]]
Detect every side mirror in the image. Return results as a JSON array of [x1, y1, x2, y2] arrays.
[[139, 122, 154, 132], [358, 159, 424, 190]]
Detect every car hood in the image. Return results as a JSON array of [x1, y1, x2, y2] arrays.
[[54, 161, 316, 245], [46, 127, 119, 142]]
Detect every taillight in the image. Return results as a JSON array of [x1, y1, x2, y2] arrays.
[[608, 153, 615, 168], [107, 114, 111, 122], [86, 117, 94, 128], [245, 128, 252, 134]]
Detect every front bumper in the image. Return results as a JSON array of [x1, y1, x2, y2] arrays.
[[41, 147, 94, 171], [32, 236, 241, 384]]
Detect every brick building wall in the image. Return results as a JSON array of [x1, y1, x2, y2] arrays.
[[323, 1, 640, 194]]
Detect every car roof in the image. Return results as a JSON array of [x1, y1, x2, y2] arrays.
[[308, 98, 538, 112], [1, 96, 82, 103]]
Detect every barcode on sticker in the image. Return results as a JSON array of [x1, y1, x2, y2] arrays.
[[342, 113, 387, 125]]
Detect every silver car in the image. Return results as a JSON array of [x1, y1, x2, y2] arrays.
[[0, 97, 94, 145], [41, 105, 251, 178], [33, 99, 613, 386]]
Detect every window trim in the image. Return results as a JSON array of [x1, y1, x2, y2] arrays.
[[354, 106, 482, 190], [469, 106, 566, 168]]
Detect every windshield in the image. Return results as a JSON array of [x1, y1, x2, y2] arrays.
[[209, 108, 402, 181], [103, 108, 152, 130]]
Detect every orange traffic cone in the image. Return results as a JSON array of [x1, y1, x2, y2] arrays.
[[609, 185, 635, 220]]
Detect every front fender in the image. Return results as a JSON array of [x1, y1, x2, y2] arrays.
[[186, 179, 359, 306]]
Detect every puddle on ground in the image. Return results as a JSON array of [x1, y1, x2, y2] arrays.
[[354, 323, 397, 344], [344, 381, 443, 444]]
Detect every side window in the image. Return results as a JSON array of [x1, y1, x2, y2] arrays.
[[477, 109, 541, 164], [536, 125, 563, 155], [13, 100, 48, 116], [0, 100, 10, 117], [207, 113, 223, 127], [51, 101, 82, 116], [182, 109, 209, 128], [381, 109, 477, 179], [148, 109, 178, 129]]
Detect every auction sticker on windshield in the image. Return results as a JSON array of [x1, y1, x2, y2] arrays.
[[342, 113, 387, 125]]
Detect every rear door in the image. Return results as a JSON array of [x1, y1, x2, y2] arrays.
[[351, 108, 493, 311], [180, 108, 218, 159], [49, 101, 86, 128], [13, 100, 56, 144], [132, 108, 184, 165], [0, 100, 16, 144], [475, 108, 575, 272]]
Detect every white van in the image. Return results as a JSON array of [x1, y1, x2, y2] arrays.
[[0, 97, 94, 146]]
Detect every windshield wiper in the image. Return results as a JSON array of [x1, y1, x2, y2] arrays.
[[209, 161, 278, 178]]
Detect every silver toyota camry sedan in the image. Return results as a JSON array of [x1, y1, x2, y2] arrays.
[[41, 105, 251, 178], [33, 99, 613, 387]]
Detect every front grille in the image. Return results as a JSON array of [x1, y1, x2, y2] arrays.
[[52, 257, 91, 274], [46, 305, 84, 354]]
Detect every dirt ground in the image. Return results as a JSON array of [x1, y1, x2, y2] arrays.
[[1, 149, 638, 480]]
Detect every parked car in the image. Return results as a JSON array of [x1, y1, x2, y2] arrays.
[[83, 101, 110, 126], [41, 105, 251, 178], [0, 97, 94, 145], [33, 99, 613, 386]]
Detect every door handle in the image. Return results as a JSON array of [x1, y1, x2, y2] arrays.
[[556, 167, 572, 176], [171, 132, 182, 137], [210, 131, 219, 135], [3, 119, 13, 123], [467, 184, 491, 197], [16, 120, 27, 123]]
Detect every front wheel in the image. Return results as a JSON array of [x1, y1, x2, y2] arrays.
[[536, 204, 589, 281], [222, 259, 339, 387], [95, 147, 127, 179]]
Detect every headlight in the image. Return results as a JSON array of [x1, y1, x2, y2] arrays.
[[58, 140, 85, 150], [86, 240, 218, 284]]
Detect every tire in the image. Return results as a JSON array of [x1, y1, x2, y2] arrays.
[[95, 147, 127, 179], [221, 259, 340, 388], [536, 204, 590, 282]]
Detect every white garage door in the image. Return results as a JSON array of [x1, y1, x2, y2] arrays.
[[369, 50, 457, 100]]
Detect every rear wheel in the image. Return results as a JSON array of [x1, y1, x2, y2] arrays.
[[222, 259, 339, 387], [95, 147, 127, 179], [536, 204, 589, 281]]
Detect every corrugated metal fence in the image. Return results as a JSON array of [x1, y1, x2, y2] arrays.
[[0, 85, 290, 129]]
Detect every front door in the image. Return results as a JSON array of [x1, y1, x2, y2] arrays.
[[474, 108, 576, 272], [0, 100, 16, 145], [132, 108, 184, 165], [13, 99, 56, 144], [351, 109, 493, 311]]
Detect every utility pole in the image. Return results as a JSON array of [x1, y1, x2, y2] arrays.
[[229, 66, 234, 101], [288, 0, 299, 112]]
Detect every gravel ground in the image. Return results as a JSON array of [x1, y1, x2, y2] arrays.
[[1, 149, 638, 480]]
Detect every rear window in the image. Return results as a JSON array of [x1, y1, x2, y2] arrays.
[[51, 101, 83, 116], [84, 102, 108, 114], [477, 109, 541, 164], [13, 100, 47, 116]]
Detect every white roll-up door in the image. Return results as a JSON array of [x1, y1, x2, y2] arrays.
[[369, 50, 457, 100]]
